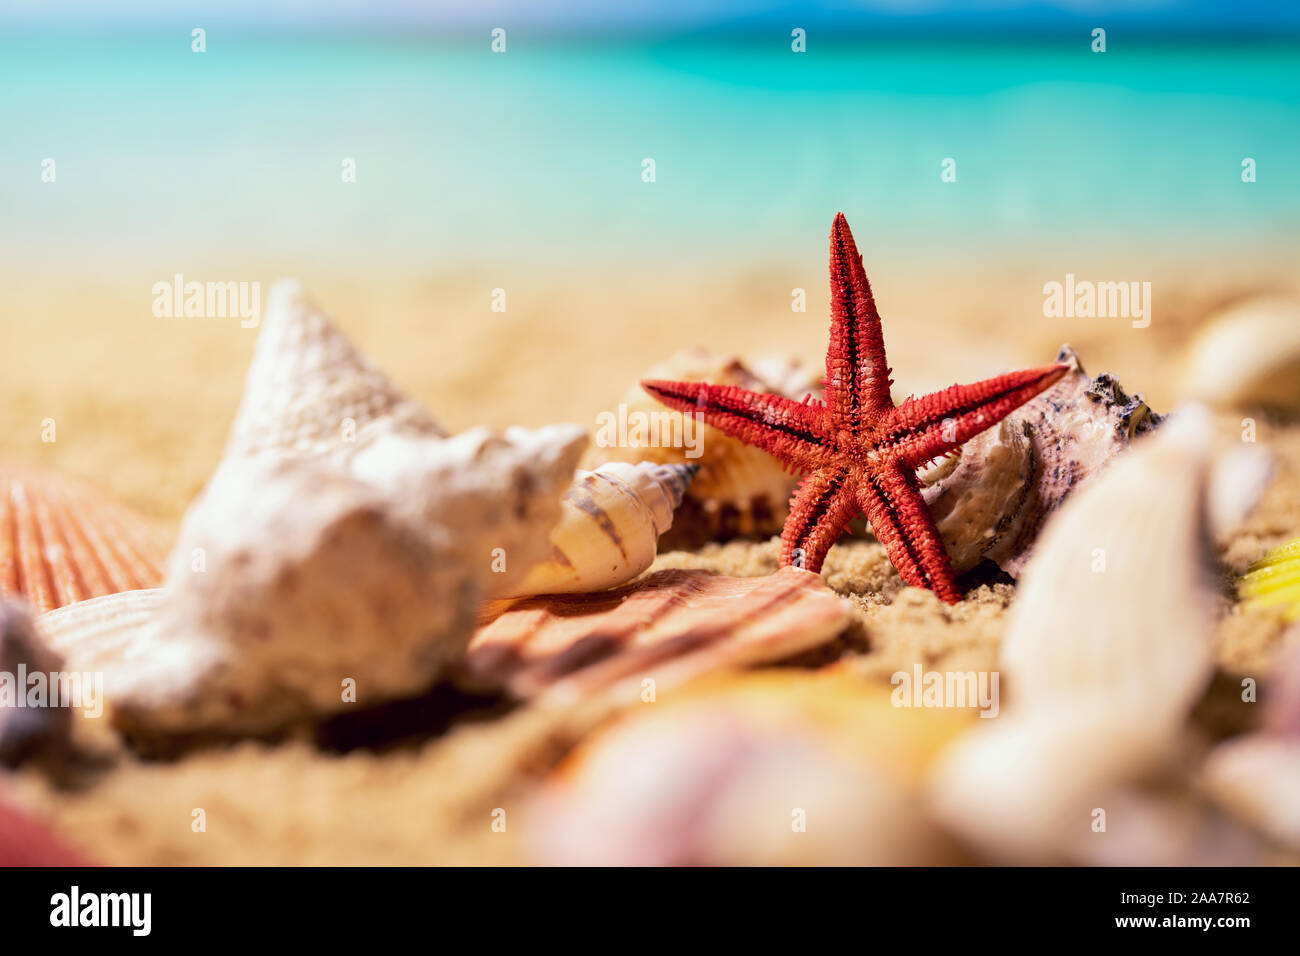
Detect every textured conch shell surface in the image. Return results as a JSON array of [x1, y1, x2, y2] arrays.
[[0, 464, 169, 614], [226, 279, 445, 458], [922, 344, 1161, 577], [585, 349, 820, 547], [41, 281, 588, 738], [505, 462, 697, 598], [1178, 296, 1300, 412], [469, 566, 850, 705], [929, 407, 1220, 862]]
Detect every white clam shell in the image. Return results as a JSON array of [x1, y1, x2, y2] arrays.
[[929, 406, 1221, 862]]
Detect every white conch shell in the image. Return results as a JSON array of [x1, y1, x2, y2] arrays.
[[929, 406, 1221, 862], [37, 281, 588, 738], [1178, 296, 1300, 411], [922, 344, 1161, 577], [587, 349, 820, 546], [504, 462, 697, 598], [227, 280, 445, 458], [1000, 405, 1216, 717]]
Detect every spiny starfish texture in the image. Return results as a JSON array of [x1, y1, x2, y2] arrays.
[[643, 213, 1068, 604]]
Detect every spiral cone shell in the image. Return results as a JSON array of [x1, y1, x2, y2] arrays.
[[506, 462, 697, 598]]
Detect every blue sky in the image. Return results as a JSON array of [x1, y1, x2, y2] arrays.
[[4, 1, 1299, 32]]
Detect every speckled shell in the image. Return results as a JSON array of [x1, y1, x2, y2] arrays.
[[505, 462, 697, 598], [585, 349, 820, 548], [468, 566, 850, 705], [1178, 296, 1300, 412], [920, 344, 1162, 577], [0, 464, 169, 614]]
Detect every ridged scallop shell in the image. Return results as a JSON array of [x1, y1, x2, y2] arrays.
[[36, 588, 164, 674], [1240, 538, 1300, 621], [506, 462, 698, 598], [1178, 296, 1300, 412], [468, 566, 850, 704], [0, 464, 169, 614], [928, 407, 1221, 863], [585, 349, 820, 548], [921, 344, 1162, 577], [226, 278, 445, 459]]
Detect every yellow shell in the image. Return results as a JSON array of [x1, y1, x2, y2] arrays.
[[1241, 538, 1300, 621], [584, 349, 819, 547], [505, 462, 697, 598]]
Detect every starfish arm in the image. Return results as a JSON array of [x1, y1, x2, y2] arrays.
[[857, 463, 962, 604], [883, 363, 1070, 469], [825, 212, 894, 430], [641, 379, 831, 470], [779, 466, 860, 573]]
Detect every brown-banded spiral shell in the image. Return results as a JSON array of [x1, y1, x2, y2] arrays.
[[0, 463, 169, 614], [505, 461, 698, 598]]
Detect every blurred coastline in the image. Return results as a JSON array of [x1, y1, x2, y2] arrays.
[[3, 26, 1298, 521]]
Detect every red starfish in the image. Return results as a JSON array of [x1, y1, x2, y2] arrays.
[[643, 213, 1068, 604]]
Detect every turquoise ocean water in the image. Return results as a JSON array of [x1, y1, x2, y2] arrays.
[[2, 30, 1298, 267]]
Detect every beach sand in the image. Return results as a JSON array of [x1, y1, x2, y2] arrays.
[[5, 246, 1300, 864]]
